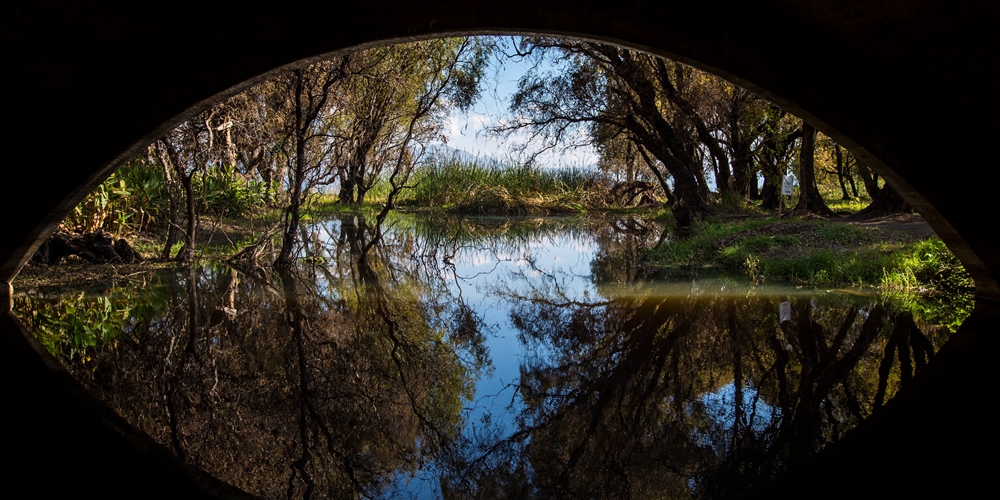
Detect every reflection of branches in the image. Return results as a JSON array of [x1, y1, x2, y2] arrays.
[[874, 312, 933, 410], [441, 289, 918, 499]]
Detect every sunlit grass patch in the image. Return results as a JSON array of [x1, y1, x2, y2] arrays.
[[826, 197, 871, 214], [644, 215, 973, 292]]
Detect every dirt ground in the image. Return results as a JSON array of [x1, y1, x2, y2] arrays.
[[835, 212, 937, 238]]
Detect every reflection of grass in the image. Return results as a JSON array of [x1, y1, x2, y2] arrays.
[[14, 282, 173, 360]]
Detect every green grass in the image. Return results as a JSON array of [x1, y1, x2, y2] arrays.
[[305, 193, 385, 214], [825, 197, 872, 214], [645, 216, 973, 292], [390, 156, 613, 214]]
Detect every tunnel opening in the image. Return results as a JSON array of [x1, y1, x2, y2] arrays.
[[3, 3, 998, 498], [8, 32, 985, 499]]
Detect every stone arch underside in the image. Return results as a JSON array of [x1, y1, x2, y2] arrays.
[[2, 1, 997, 498]]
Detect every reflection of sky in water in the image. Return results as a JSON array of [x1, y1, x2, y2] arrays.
[[22, 214, 960, 499], [379, 218, 845, 498], [390, 228, 601, 498], [452, 230, 599, 423], [700, 382, 776, 434]]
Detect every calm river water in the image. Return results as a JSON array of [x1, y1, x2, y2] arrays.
[[14, 214, 969, 499]]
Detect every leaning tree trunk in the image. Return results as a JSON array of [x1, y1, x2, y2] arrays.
[[857, 160, 881, 200], [852, 182, 912, 219], [834, 145, 852, 200], [793, 123, 833, 216], [637, 144, 675, 206]]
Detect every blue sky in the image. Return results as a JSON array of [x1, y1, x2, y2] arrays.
[[439, 41, 599, 168]]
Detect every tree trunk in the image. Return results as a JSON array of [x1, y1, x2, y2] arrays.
[[857, 160, 881, 200], [156, 138, 195, 262], [731, 141, 753, 200], [794, 123, 833, 215], [847, 168, 859, 199], [637, 146, 674, 206], [635, 144, 676, 206], [177, 173, 196, 263], [852, 182, 912, 219], [748, 172, 761, 200], [760, 169, 781, 210], [337, 177, 356, 204], [159, 150, 182, 260], [834, 145, 852, 200], [694, 153, 711, 201], [728, 97, 754, 200], [275, 70, 306, 269]]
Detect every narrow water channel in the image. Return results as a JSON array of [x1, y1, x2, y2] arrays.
[[14, 214, 969, 499]]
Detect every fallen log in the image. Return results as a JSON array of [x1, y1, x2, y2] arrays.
[[32, 232, 143, 265]]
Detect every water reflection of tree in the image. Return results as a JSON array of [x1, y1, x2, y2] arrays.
[[589, 216, 669, 284], [18, 214, 964, 498], [57, 215, 487, 499], [443, 281, 950, 499]]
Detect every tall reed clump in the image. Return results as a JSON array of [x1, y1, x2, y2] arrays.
[[394, 155, 610, 213]]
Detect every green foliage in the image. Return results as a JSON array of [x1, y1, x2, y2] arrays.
[[646, 217, 974, 293], [66, 159, 168, 235], [15, 284, 172, 361], [194, 165, 271, 218], [880, 237, 974, 293], [393, 155, 611, 213], [67, 159, 272, 243], [824, 196, 871, 214], [650, 217, 782, 271]]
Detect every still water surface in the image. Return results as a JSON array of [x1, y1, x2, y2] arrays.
[[15, 214, 967, 499]]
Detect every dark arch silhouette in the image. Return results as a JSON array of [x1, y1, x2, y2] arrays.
[[2, 1, 996, 497]]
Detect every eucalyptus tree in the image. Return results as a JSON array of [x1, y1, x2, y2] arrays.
[[794, 121, 834, 215], [152, 107, 235, 261], [336, 38, 488, 208], [753, 108, 802, 210], [496, 38, 720, 226], [268, 38, 486, 268], [271, 56, 355, 269]]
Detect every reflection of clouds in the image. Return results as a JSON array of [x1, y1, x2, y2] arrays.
[[470, 254, 493, 267]]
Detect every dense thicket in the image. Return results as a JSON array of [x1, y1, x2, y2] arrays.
[[59, 36, 903, 270], [493, 37, 896, 224]]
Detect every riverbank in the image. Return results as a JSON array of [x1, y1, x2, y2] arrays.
[[15, 210, 973, 302], [642, 212, 972, 294]]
